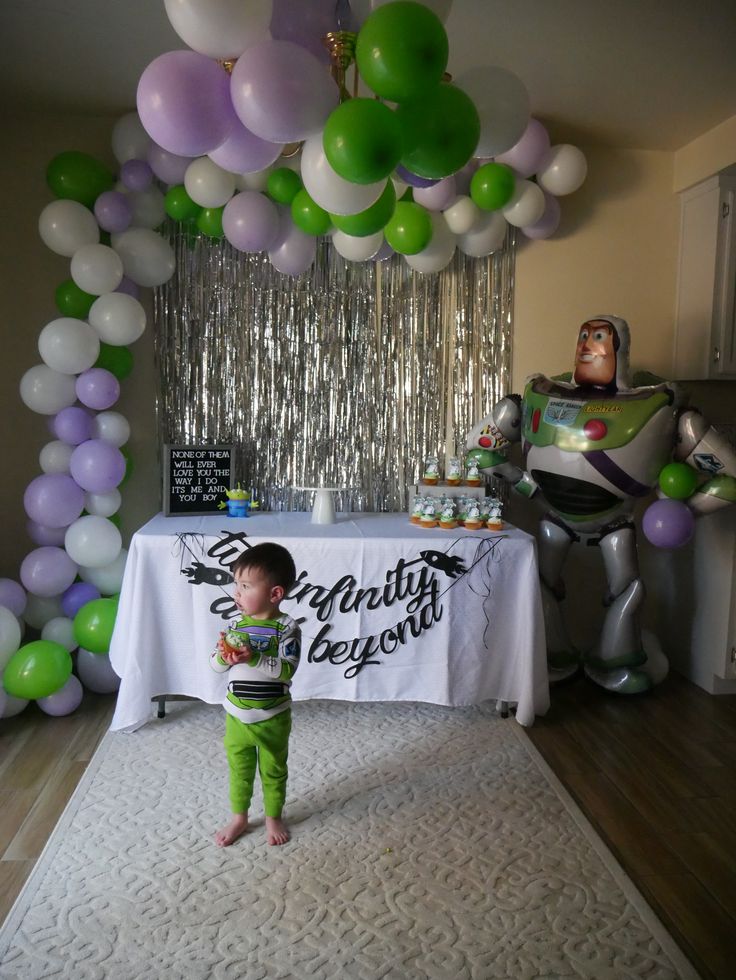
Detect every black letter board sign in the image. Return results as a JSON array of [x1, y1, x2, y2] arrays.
[[163, 444, 235, 516]]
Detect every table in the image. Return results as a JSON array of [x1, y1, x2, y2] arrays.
[[108, 513, 549, 730]]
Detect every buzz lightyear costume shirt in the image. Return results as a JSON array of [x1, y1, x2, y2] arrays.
[[210, 613, 301, 724]]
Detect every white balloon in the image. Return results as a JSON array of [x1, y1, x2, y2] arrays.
[[126, 185, 166, 229], [38, 199, 99, 257], [502, 179, 546, 228], [164, 0, 272, 58], [536, 144, 588, 196], [331, 230, 384, 262], [235, 167, 273, 192], [455, 65, 530, 158], [184, 157, 237, 208], [78, 548, 128, 595], [443, 195, 481, 235], [20, 364, 77, 415], [0, 606, 22, 671], [39, 440, 74, 474], [457, 210, 508, 257], [38, 317, 100, 374], [405, 213, 456, 273], [41, 615, 77, 652], [84, 488, 122, 518], [77, 648, 121, 693], [1, 695, 29, 719], [91, 410, 130, 447], [65, 515, 122, 569], [89, 293, 146, 347], [112, 112, 153, 164], [23, 593, 64, 630], [301, 133, 386, 216], [71, 243, 124, 295], [111, 228, 176, 287]]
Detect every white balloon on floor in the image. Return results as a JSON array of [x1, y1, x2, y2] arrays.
[[76, 648, 121, 693]]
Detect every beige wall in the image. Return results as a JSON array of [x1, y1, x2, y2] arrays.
[[0, 113, 159, 581], [513, 146, 679, 389]]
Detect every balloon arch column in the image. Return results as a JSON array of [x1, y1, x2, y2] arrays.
[[0, 0, 589, 720]]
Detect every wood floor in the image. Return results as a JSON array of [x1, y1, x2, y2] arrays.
[[1, 673, 735, 978]]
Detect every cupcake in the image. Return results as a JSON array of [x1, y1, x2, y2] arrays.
[[465, 456, 481, 487], [410, 495, 425, 524], [486, 499, 503, 530], [439, 501, 458, 529], [422, 455, 440, 485], [463, 502, 483, 530], [446, 456, 462, 486], [420, 499, 438, 528]]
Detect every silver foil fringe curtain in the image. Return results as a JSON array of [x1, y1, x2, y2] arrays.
[[153, 227, 515, 513]]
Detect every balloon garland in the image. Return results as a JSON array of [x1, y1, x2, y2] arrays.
[[1, 0, 589, 720]]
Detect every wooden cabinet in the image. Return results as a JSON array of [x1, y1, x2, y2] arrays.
[[674, 174, 736, 379]]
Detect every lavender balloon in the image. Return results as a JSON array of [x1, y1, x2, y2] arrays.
[[395, 165, 439, 189], [223, 192, 280, 252], [269, 0, 335, 63], [642, 499, 695, 549], [209, 118, 283, 175], [75, 368, 120, 410], [20, 546, 78, 598], [230, 40, 339, 143], [0, 578, 27, 618], [522, 192, 561, 240], [94, 191, 133, 234], [24, 473, 85, 528], [70, 439, 126, 493], [53, 405, 93, 446], [414, 176, 457, 212], [268, 218, 317, 276], [495, 118, 551, 179], [147, 143, 194, 185], [61, 581, 102, 619], [120, 158, 153, 191], [115, 276, 140, 299], [37, 674, 84, 716], [137, 50, 237, 157], [26, 520, 68, 547]]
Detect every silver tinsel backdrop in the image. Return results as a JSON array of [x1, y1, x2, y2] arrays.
[[153, 227, 515, 512]]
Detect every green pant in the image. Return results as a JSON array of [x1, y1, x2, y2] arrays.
[[223, 710, 291, 818]]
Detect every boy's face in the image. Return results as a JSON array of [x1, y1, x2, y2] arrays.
[[233, 567, 282, 619]]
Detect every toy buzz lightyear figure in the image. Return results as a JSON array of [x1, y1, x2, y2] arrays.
[[467, 315, 736, 695]]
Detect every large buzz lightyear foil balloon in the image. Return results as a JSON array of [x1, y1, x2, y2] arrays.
[[467, 315, 736, 695]]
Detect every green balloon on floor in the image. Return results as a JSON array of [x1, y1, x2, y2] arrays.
[[2, 640, 72, 700]]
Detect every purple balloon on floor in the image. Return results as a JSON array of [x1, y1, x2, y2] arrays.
[[37, 674, 84, 716]]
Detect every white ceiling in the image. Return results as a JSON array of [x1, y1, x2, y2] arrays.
[[2, 0, 736, 151]]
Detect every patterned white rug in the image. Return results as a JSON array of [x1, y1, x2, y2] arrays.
[[0, 701, 698, 980]]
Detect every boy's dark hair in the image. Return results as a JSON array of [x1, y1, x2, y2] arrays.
[[232, 542, 297, 592]]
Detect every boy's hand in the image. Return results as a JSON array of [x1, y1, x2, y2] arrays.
[[217, 634, 253, 665]]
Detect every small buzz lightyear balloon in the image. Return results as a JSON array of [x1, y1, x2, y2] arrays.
[[466, 314, 736, 695]]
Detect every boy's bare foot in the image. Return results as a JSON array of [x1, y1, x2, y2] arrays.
[[214, 813, 248, 847], [265, 816, 290, 846]]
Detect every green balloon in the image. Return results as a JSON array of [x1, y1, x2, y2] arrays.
[[108, 512, 122, 529], [197, 206, 225, 238], [95, 343, 134, 381], [330, 181, 396, 237], [396, 83, 480, 179], [46, 151, 115, 209], [470, 163, 516, 211], [356, 1, 448, 102], [73, 598, 118, 654], [267, 167, 303, 205], [165, 184, 202, 222], [291, 189, 331, 236], [55, 279, 96, 319], [323, 99, 402, 184], [3, 640, 72, 700], [658, 462, 699, 500], [384, 200, 432, 255]]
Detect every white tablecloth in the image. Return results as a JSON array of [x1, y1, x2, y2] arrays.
[[108, 513, 549, 729]]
